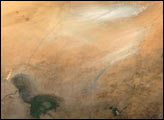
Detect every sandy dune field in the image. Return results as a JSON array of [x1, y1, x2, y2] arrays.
[[1, 1, 163, 119]]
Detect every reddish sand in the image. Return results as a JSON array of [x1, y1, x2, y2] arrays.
[[1, 1, 163, 119]]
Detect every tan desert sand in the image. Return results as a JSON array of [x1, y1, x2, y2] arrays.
[[1, 1, 163, 119]]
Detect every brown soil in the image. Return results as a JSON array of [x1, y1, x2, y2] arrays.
[[1, 1, 163, 119]]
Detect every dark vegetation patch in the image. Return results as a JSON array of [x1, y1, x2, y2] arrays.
[[11, 73, 35, 103], [11, 73, 62, 118], [30, 94, 60, 118]]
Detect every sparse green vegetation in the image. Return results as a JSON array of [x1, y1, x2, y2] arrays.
[[30, 94, 60, 118], [110, 106, 120, 116]]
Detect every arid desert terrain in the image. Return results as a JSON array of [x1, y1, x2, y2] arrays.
[[1, 1, 163, 119]]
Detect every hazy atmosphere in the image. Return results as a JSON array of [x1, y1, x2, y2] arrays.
[[1, 1, 163, 119]]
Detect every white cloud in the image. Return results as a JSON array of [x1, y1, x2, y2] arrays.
[[75, 4, 147, 21]]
